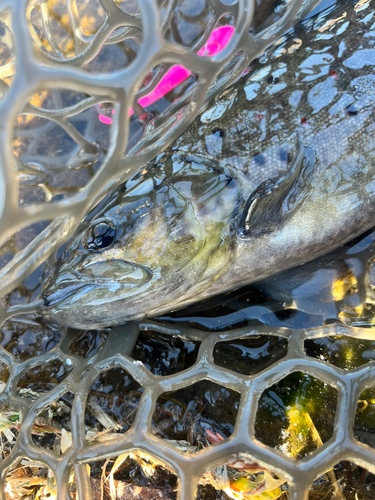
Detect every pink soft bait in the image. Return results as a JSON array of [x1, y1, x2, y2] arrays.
[[98, 25, 234, 125]]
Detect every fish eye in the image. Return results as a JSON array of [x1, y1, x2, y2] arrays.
[[85, 221, 116, 251]]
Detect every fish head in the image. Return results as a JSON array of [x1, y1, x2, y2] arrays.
[[41, 158, 238, 328]]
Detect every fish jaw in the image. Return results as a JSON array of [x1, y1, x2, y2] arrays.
[[41, 259, 154, 328], [41, 281, 157, 329], [41, 287, 147, 329]]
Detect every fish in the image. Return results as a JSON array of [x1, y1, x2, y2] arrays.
[[41, 0, 375, 329]]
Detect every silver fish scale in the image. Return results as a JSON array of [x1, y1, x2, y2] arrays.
[[1, 1, 375, 500], [170, 3, 375, 193]]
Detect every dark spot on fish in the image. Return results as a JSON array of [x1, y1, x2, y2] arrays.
[[279, 149, 289, 163], [329, 69, 337, 77], [300, 117, 308, 125], [253, 153, 266, 166], [346, 105, 358, 116], [211, 128, 225, 138], [0, 25, 5, 37], [267, 76, 280, 85]]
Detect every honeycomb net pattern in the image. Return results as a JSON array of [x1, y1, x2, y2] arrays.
[[2, 0, 374, 499], [1, 320, 375, 500]]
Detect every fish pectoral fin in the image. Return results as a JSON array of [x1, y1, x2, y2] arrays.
[[238, 138, 314, 238]]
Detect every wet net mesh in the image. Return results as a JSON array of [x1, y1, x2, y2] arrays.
[[1, 0, 375, 499]]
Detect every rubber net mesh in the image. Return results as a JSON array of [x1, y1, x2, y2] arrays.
[[1, 1, 375, 500]]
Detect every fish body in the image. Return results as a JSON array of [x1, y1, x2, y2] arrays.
[[42, 0, 375, 329]]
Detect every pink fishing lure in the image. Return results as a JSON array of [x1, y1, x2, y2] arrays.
[[98, 25, 234, 125]]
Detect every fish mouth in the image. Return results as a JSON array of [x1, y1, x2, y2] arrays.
[[42, 259, 153, 310], [42, 283, 98, 308]]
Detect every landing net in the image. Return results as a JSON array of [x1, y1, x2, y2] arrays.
[[1, 1, 374, 500]]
